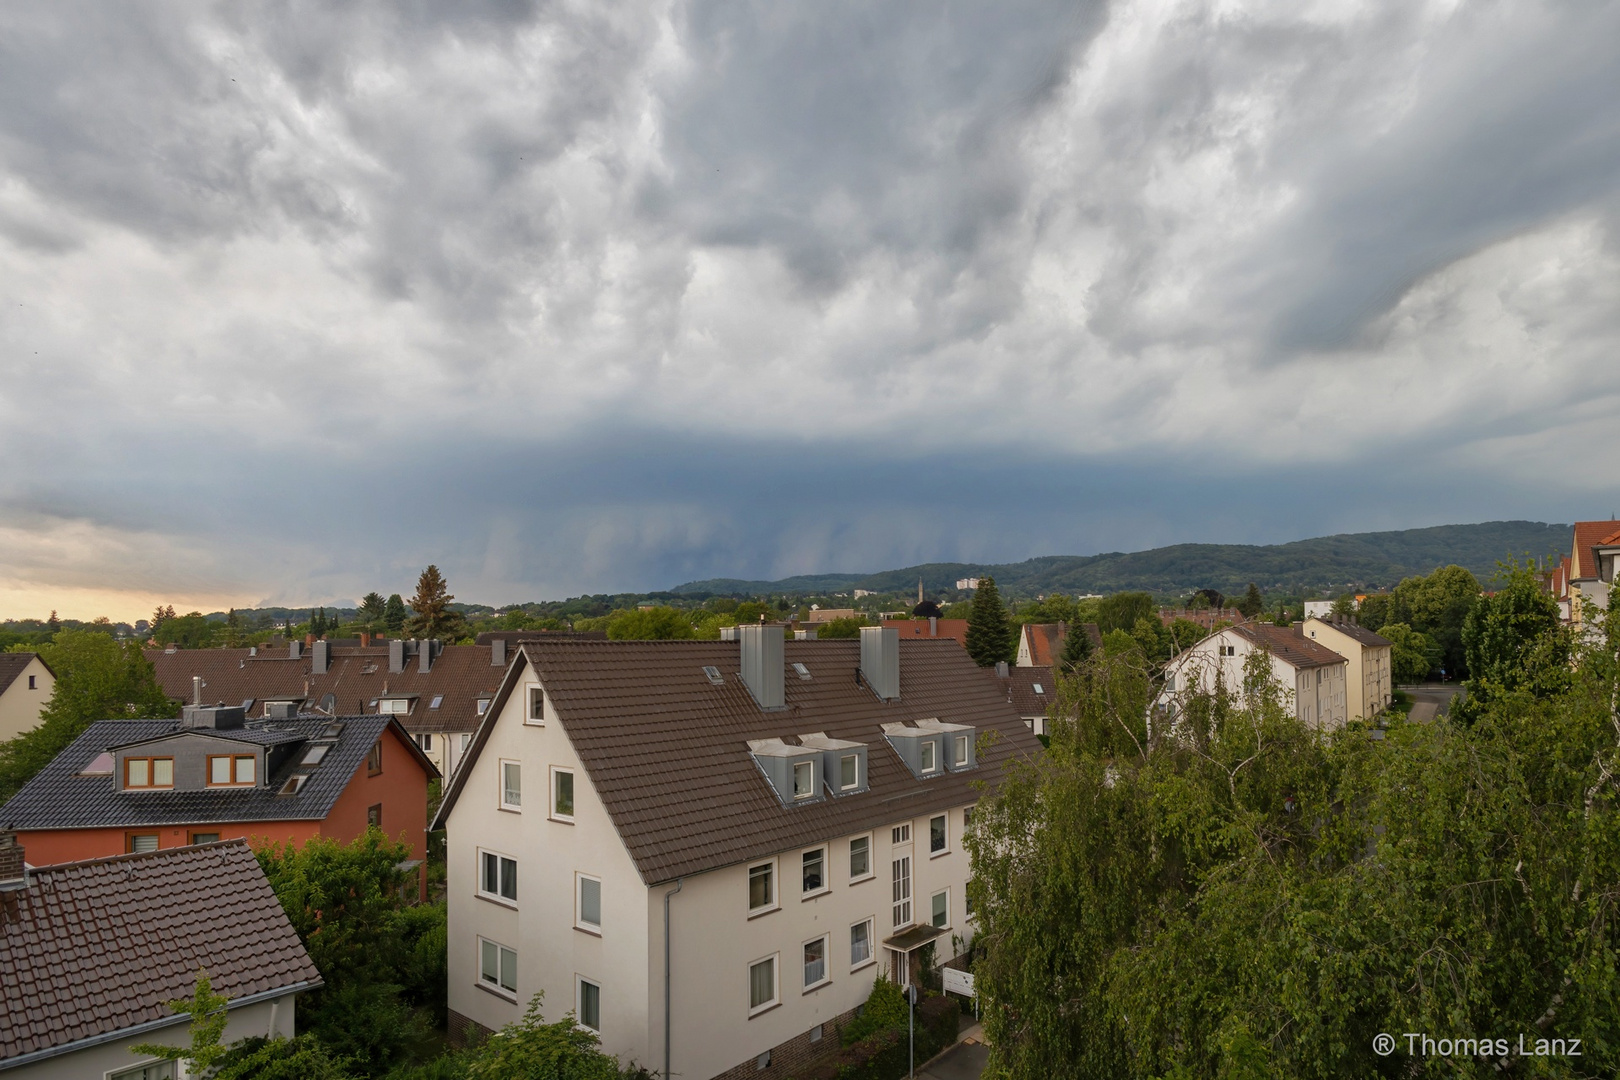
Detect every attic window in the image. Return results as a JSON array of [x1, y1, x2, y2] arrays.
[[301, 745, 330, 766], [477, 698, 491, 715], [792, 662, 811, 680], [321, 722, 344, 738], [702, 666, 724, 686], [1032, 683, 1045, 695], [279, 775, 308, 795], [429, 695, 444, 709], [793, 760, 816, 799], [79, 752, 115, 776]]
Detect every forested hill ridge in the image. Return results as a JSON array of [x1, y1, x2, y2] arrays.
[[672, 520, 1570, 599]]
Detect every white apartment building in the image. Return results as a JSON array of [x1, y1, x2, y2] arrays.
[[433, 626, 1041, 1080], [1157, 622, 1350, 731], [1301, 616, 1393, 720]]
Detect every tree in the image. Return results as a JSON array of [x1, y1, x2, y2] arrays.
[[965, 576, 1016, 666], [150, 604, 177, 640], [1390, 565, 1480, 678], [1378, 622, 1441, 684], [463, 994, 623, 1080], [224, 608, 245, 648], [0, 629, 175, 802], [1235, 583, 1264, 619], [358, 593, 387, 629], [132, 971, 232, 1076], [1095, 592, 1155, 634], [406, 567, 465, 641], [814, 616, 863, 639], [1461, 561, 1569, 705], [1356, 592, 1391, 632], [605, 607, 697, 640], [1058, 622, 1092, 673], [384, 594, 408, 633]]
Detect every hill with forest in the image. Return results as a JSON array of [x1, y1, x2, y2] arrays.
[[671, 520, 1570, 599]]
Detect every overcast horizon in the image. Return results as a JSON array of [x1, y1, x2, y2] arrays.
[[3, 1, 1619, 623]]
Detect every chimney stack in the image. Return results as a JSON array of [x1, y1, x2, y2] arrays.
[[359, 631, 370, 647], [192, 675, 203, 707], [738, 624, 785, 710], [389, 638, 406, 674], [0, 830, 25, 891], [419, 639, 437, 674], [1292, 621, 1304, 637], [860, 626, 901, 701], [929, 616, 937, 637], [491, 638, 506, 667], [312, 640, 330, 675], [289, 640, 303, 660]]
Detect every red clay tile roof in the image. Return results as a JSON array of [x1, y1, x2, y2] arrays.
[[1018, 623, 1101, 666], [0, 840, 320, 1064], [435, 638, 1043, 884], [0, 653, 45, 697], [147, 643, 508, 735], [1232, 623, 1347, 669], [989, 665, 1055, 717], [879, 619, 969, 646], [1570, 520, 1620, 580]]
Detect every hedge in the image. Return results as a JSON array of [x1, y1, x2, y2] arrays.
[[794, 996, 960, 1080]]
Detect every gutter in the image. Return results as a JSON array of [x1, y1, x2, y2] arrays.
[[0, 980, 323, 1072], [663, 878, 683, 1080]]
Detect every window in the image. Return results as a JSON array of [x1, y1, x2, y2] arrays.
[[124, 757, 173, 789], [189, 832, 220, 845], [931, 889, 949, 928], [1031, 682, 1044, 695], [127, 833, 159, 853], [207, 755, 256, 787], [703, 665, 724, 686], [839, 754, 859, 790], [527, 687, 545, 724], [367, 803, 382, 829], [367, 740, 384, 775], [552, 768, 575, 820], [429, 695, 444, 709], [803, 935, 829, 989], [748, 955, 779, 1013], [111, 1063, 176, 1080], [264, 700, 296, 716], [892, 824, 910, 844], [802, 848, 825, 895], [930, 814, 947, 855], [964, 807, 974, 832], [792, 662, 812, 679], [27, 675, 35, 689], [460, 733, 472, 752], [891, 856, 912, 927], [792, 760, 815, 799], [1165, 672, 1177, 692], [379, 698, 411, 715], [919, 739, 937, 773], [479, 937, 518, 997], [850, 918, 874, 968], [500, 761, 521, 809], [578, 874, 602, 931], [415, 733, 433, 752], [477, 698, 491, 715], [748, 861, 775, 913], [301, 744, 330, 765], [849, 835, 871, 880], [953, 735, 969, 767], [481, 851, 518, 903], [577, 977, 601, 1032]]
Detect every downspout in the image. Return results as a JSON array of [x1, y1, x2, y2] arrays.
[[664, 878, 683, 1080]]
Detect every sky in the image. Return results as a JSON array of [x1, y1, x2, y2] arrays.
[[2, 0, 1618, 622]]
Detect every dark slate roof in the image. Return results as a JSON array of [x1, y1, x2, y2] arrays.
[[0, 716, 415, 830], [435, 638, 1045, 885], [0, 652, 44, 697], [989, 664, 1056, 718], [1232, 623, 1346, 669], [0, 840, 321, 1064], [105, 727, 311, 750]]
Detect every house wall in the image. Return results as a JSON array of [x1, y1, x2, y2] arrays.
[[1159, 630, 1348, 731], [15, 821, 321, 866], [445, 670, 653, 1069], [0, 656, 54, 743], [2, 994, 296, 1080], [319, 725, 430, 859], [1303, 620, 1391, 720]]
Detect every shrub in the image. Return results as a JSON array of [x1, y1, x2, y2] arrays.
[[840, 976, 907, 1045], [797, 996, 958, 1080]]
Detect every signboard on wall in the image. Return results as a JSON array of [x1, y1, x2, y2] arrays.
[[943, 967, 975, 998]]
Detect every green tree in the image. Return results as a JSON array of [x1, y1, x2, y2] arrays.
[[132, 971, 233, 1076], [358, 592, 387, 629], [224, 608, 245, 648], [1058, 622, 1093, 673], [383, 594, 408, 633], [1461, 561, 1569, 705], [1390, 565, 1480, 678], [965, 576, 1016, 666], [406, 567, 465, 641], [815, 616, 864, 639], [1356, 592, 1391, 632], [606, 607, 697, 640], [155, 611, 217, 648], [1378, 622, 1440, 684], [463, 994, 623, 1080], [1235, 583, 1264, 619], [0, 629, 175, 802], [213, 1036, 356, 1080], [1095, 592, 1155, 634]]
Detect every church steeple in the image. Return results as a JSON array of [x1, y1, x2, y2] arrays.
[[918, 576, 923, 605]]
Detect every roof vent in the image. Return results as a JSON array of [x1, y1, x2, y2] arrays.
[[738, 624, 785, 710], [859, 627, 900, 701], [702, 666, 725, 686], [182, 705, 246, 730]]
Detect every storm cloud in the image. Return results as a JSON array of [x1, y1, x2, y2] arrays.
[[0, 0, 1616, 617]]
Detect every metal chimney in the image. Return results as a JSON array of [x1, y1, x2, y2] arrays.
[[312, 640, 330, 675], [995, 660, 1009, 679], [192, 676, 203, 706], [860, 626, 900, 701], [738, 624, 785, 710]]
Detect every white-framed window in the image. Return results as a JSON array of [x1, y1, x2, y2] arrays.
[[953, 735, 969, 767], [802, 847, 827, 896], [379, 697, 412, 715], [479, 849, 517, 904], [802, 934, 829, 991], [748, 953, 779, 1014], [850, 918, 874, 969], [499, 760, 521, 810], [891, 856, 912, 928], [476, 698, 491, 715], [577, 873, 602, 932], [551, 767, 575, 821], [748, 860, 776, 915], [892, 823, 910, 844], [478, 936, 518, 998], [849, 834, 872, 881], [929, 813, 948, 856], [920, 739, 938, 773], [792, 759, 816, 799], [110, 1062, 176, 1080], [839, 753, 860, 790], [931, 888, 949, 928], [576, 976, 602, 1032], [459, 733, 472, 752], [526, 686, 545, 725]]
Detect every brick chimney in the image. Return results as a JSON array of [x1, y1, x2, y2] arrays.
[[0, 830, 25, 891]]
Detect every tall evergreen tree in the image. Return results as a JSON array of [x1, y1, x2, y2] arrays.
[[1058, 621, 1093, 673], [1236, 583, 1264, 619], [965, 576, 1015, 666], [358, 592, 387, 629], [383, 594, 407, 633], [405, 566, 465, 640]]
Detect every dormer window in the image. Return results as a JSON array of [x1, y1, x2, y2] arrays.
[[747, 737, 826, 807], [379, 698, 412, 716], [953, 735, 969, 767], [208, 755, 256, 787], [920, 740, 938, 773], [839, 754, 860, 790], [793, 761, 815, 799], [125, 756, 173, 789]]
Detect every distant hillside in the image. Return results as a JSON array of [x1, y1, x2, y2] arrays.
[[671, 521, 1569, 599]]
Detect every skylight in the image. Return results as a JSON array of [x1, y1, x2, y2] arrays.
[[78, 752, 114, 776], [429, 695, 444, 709], [301, 745, 330, 766], [279, 775, 308, 795], [1033, 683, 1045, 695], [703, 666, 725, 686], [792, 662, 811, 680]]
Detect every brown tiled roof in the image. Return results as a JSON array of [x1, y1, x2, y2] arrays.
[[0, 653, 45, 697], [1304, 618, 1391, 649], [0, 840, 320, 1064], [989, 665, 1055, 717], [879, 619, 969, 645], [1232, 623, 1347, 669], [1018, 623, 1101, 666], [435, 638, 1043, 885], [1570, 520, 1620, 580], [147, 644, 508, 735]]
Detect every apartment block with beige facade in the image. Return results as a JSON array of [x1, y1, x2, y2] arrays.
[[1302, 616, 1393, 720], [0, 653, 54, 743], [1156, 622, 1349, 731], [433, 627, 1041, 1080]]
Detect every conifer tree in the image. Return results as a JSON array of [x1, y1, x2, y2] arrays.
[[383, 594, 407, 633], [1059, 621, 1093, 673], [406, 566, 465, 640], [1236, 582, 1264, 619], [965, 576, 1015, 667]]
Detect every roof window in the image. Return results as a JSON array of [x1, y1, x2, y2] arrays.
[[321, 722, 344, 738], [1033, 683, 1045, 695], [430, 695, 444, 709], [703, 666, 725, 686], [78, 752, 114, 777], [747, 737, 825, 807], [301, 745, 330, 766], [883, 718, 977, 778], [792, 662, 812, 680], [798, 732, 869, 796], [279, 775, 308, 795]]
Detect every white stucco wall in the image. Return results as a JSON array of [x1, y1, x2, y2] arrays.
[[0, 655, 54, 743], [1158, 629, 1347, 731]]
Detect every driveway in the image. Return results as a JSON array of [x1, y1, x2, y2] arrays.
[[1401, 683, 1465, 723]]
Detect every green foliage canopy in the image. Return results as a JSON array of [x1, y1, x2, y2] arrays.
[[815, 616, 864, 639], [605, 607, 698, 640], [1095, 592, 1155, 634], [1377, 622, 1441, 684], [1461, 561, 1570, 707], [463, 993, 623, 1080]]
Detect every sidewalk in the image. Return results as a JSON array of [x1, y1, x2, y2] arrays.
[[916, 1018, 988, 1080]]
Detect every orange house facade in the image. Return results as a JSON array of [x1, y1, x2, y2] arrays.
[[0, 706, 436, 889]]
